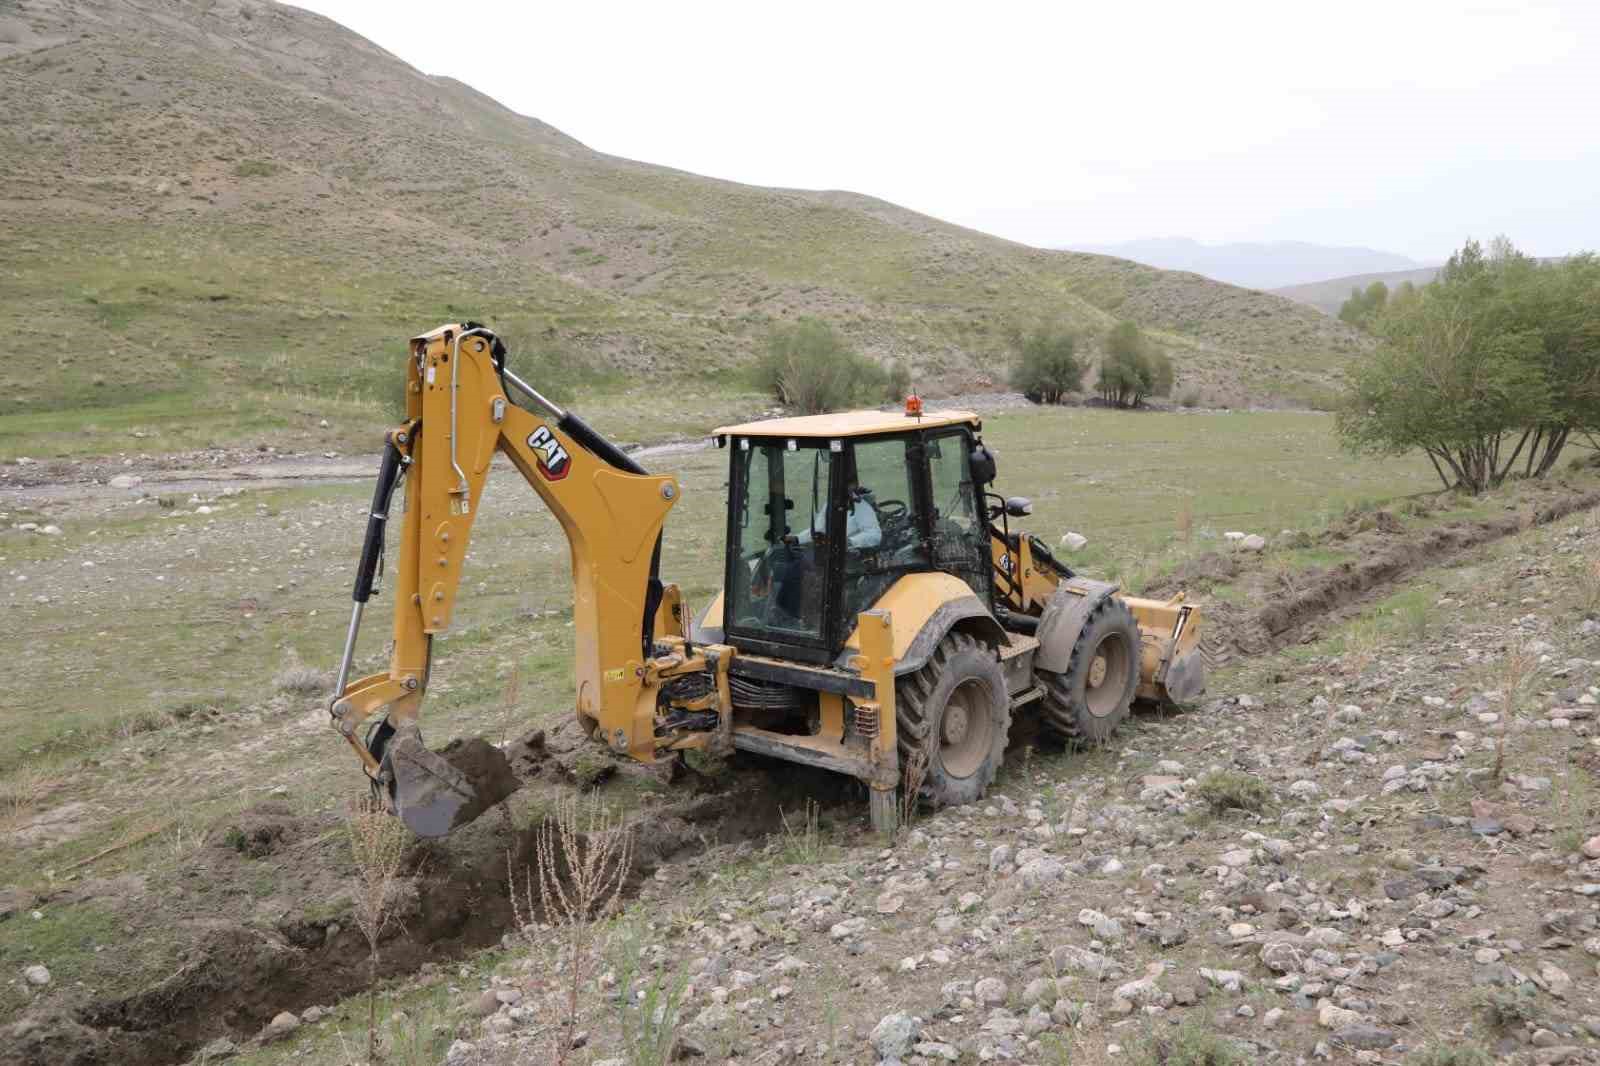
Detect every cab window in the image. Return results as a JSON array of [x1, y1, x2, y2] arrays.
[[727, 440, 832, 641], [838, 438, 929, 629], [926, 431, 989, 601]]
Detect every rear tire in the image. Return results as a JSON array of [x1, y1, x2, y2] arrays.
[[896, 631, 1010, 807], [1040, 597, 1140, 745]]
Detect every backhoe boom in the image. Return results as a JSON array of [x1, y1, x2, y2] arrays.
[[329, 324, 681, 834]]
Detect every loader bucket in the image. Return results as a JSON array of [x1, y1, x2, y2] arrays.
[[1123, 596, 1205, 705], [384, 727, 520, 837]]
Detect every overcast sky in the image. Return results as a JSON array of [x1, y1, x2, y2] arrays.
[[292, 0, 1598, 261]]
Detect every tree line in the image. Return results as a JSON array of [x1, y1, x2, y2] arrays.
[[1337, 238, 1600, 493], [751, 316, 1177, 414]]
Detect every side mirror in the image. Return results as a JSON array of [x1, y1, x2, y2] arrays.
[[1004, 496, 1032, 517], [970, 443, 997, 486]]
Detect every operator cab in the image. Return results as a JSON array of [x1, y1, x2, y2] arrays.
[[714, 409, 993, 664]]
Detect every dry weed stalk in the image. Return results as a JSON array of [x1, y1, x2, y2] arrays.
[[509, 794, 635, 1066], [499, 664, 523, 747], [899, 748, 928, 834], [346, 794, 410, 1062], [1342, 619, 1384, 676], [1175, 498, 1194, 545], [1494, 638, 1538, 781], [1578, 558, 1600, 615], [1, 765, 53, 833]]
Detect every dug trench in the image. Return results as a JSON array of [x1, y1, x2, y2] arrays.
[[11, 729, 853, 1066], [15, 482, 1600, 1066], [1142, 481, 1600, 664]]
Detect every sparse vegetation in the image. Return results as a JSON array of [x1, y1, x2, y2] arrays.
[[755, 318, 886, 414], [779, 798, 824, 864], [273, 656, 326, 696], [1406, 1044, 1494, 1066], [1193, 770, 1271, 814], [509, 794, 635, 1066], [1477, 986, 1538, 1031], [1137, 1020, 1243, 1066], [346, 795, 411, 1062], [611, 920, 690, 1066], [232, 159, 281, 178]]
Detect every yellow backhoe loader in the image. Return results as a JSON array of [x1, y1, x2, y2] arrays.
[[329, 323, 1204, 836]]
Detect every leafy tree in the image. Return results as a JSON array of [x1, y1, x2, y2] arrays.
[[1010, 324, 1083, 404], [1096, 321, 1172, 407], [755, 317, 886, 414], [1338, 280, 1389, 327], [1337, 236, 1600, 492]]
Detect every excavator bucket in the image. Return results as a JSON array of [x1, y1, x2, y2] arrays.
[[384, 727, 520, 837]]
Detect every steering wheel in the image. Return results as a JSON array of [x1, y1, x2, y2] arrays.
[[873, 498, 912, 543]]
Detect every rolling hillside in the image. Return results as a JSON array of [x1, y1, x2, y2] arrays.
[[0, 0, 1369, 458]]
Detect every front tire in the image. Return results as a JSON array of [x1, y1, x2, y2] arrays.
[[1040, 597, 1140, 745], [896, 632, 1010, 807]]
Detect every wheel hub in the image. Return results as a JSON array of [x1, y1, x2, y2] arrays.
[[1088, 653, 1108, 689], [941, 704, 970, 745]]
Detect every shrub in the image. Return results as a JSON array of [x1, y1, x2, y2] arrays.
[[1477, 987, 1538, 1031], [1407, 1045, 1493, 1066], [1194, 770, 1271, 814], [755, 317, 885, 413], [1010, 325, 1082, 404], [274, 657, 325, 696], [886, 359, 913, 403], [1138, 1020, 1244, 1066], [232, 160, 280, 178], [1179, 388, 1202, 408], [1098, 321, 1173, 407]]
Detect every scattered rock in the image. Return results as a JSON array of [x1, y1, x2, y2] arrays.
[[974, 977, 1008, 1007], [22, 965, 49, 986], [263, 1011, 300, 1042], [1060, 532, 1087, 552], [870, 1012, 920, 1060]]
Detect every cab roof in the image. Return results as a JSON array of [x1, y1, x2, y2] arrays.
[[715, 408, 980, 439]]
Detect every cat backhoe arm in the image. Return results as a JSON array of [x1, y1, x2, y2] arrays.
[[328, 324, 681, 835]]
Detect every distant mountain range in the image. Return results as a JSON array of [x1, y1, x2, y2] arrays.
[[1061, 237, 1431, 291]]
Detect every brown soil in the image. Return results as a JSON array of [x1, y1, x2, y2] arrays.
[[10, 748, 852, 1066]]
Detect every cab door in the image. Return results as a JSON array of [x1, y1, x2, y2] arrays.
[[920, 429, 992, 605]]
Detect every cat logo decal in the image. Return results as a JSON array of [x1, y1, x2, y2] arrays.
[[527, 425, 571, 481]]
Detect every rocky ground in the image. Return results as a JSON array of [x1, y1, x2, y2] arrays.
[[152, 488, 1600, 1066], [7, 458, 1600, 1066]]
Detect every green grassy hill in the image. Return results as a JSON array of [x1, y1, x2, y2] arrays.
[[0, 0, 1368, 458]]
